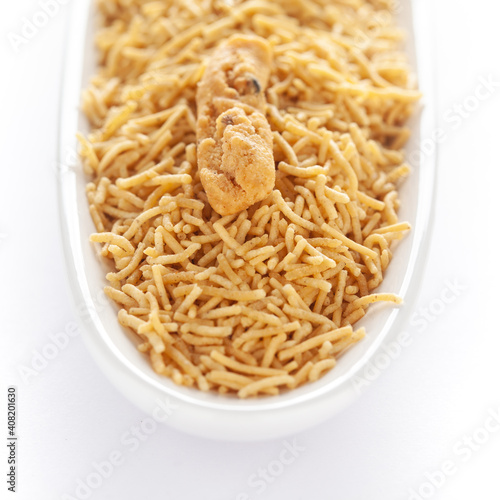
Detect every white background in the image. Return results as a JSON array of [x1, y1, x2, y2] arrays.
[[1, 1, 500, 499]]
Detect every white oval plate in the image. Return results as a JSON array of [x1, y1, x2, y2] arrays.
[[57, 0, 436, 441]]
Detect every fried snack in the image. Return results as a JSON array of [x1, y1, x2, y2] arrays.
[[79, 0, 420, 398], [196, 34, 275, 216]]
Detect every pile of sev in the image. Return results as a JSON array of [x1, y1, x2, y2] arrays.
[[79, 0, 419, 398]]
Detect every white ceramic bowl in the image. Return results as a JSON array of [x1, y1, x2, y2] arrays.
[[57, 0, 436, 441]]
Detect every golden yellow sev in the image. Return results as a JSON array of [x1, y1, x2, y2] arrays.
[[79, 0, 418, 398]]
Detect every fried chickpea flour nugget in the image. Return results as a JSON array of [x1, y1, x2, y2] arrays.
[[196, 34, 275, 216]]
